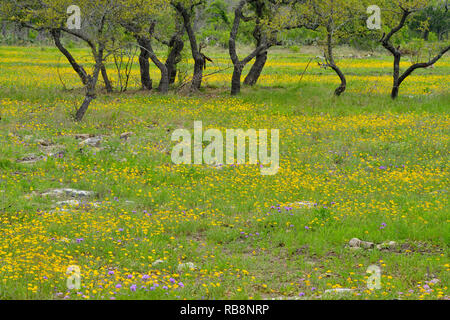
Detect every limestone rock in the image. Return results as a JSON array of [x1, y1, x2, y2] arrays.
[[17, 154, 46, 164], [348, 238, 374, 249], [42, 188, 94, 198], [120, 132, 134, 140], [79, 136, 102, 147], [177, 262, 196, 272]]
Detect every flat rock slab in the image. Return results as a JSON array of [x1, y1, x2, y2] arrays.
[[120, 132, 134, 140], [36, 139, 54, 146], [348, 238, 374, 249], [42, 188, 95, 198], [79, 136, 103, 147], [17, 154, 47, 164], [324, 288, 355, 294], [55, 200, 100, 208], [74, 134, 95, 140]]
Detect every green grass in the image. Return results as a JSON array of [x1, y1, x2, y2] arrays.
[[0, 45, 449, 300]]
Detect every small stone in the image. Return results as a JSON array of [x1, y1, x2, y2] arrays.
[[349, 238, 362, 248], [360, 241, 374, 249], [324, 288, 354, 294], [17, 154, 47, 164], [56, 200, 81, 207], [37, 139, 53, 146], [74, 134, 94, 140], [55, 200, 100, 208], [348, 238, 374, 249], [79, 137, 102, 147], [377, 241, 398, 250], [152, 259, 164, 266], [120, 132, 134, 140], [177, 262, 196, 272]]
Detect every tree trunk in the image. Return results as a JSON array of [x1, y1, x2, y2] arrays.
[[50, 29, 89, 85], [75, 92, 95, 122], [231, 64, 243, 96], [101, 64, 113, 93], [191, 58, 204, 91], [157, 63, 169, 93], [380, 9, 412, 99], [75, 68, 100, 122], [138, 46, 152, 90], [229, 0, 268, 96], [75, 50, 102, 121], [326, 26, 346, 96], [244, 1, 267, 87], [174, 3, 203, 91], [330, 64, 346, 96], [165, 28, 185, 85], [137, 36, 169, 94], [243, 50, 267, 86], [391, 54, 401, 99]]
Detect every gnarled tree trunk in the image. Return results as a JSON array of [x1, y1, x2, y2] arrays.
[[391, 54, 401, 99], [174, 3, 204, 91], [75, 47, 103, 122], [101, 64, 113, 93], [137, 34, 169, 94], [138, 44, 152, 90], [166, 24, 185, 85], [325, 25, 346, 96], [244, 1, 268, 86], [380, 9, 449, 99], [244, 49, 267, 86], [231, 64, 244, 96], [330, 64, 346, 96], [229, 0, 269, 96]]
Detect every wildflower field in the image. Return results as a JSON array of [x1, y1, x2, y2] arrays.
[[0, 45, 449, 300]]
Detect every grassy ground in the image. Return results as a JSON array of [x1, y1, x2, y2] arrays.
[[0, 45, 449, 300]]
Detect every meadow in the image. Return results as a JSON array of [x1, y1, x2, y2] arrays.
[[0, 45, 449, 300]]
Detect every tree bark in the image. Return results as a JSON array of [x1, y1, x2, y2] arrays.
[[244, 50, 267, 86], [330, 64, 346, 96], [380, 9, 448, 98], [391, 54, 401, 99], [380, 9, 411, 99], [137, 35, 169, 94], [101, 64, 113, 93], [165, 24, 185, 85], [243, 1, 268, 86], [75, 51, 102, 121], [50, 29, 89, 85], [229, 0, 269, 95], [138, 45, 152, 90], [174, 3, 204, 91], [231, 64, 244, 96], [326, 26, 346, 96]]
